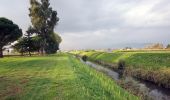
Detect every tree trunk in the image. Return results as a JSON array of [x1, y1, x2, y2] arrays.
[[40, 47, 44, 55], [39, 31, 47, 56], [28, 51, 31, 56], [21, 52, 23, 56], [38, 49, 40, 55], [40, 37, 46, 56], [0, 47, 3, 58]]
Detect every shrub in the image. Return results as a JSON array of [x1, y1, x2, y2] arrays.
[[82, 55, 88, 62], [118, 59, 126, 70]]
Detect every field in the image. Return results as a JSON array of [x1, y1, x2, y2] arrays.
[[0, 54, 138, 100], [72, 50, 170, 88]]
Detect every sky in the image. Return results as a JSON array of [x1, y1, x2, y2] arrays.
[[0, 0, 170, 50]]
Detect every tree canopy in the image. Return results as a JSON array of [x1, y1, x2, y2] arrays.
[[13, 35, 41, 56], [166, 44, 170, 49], [45, 33, 62, 54], [29, 0, 60, 54], [0, 17, 22, 58]]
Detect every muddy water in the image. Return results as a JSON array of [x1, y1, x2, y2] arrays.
[[80, 59, 170, 100]]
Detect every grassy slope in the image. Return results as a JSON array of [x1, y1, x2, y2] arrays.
[[75, 51, 170, 69], [126, 53, 170, 69], [73, 50, 170, 88], [0, 54, 138, 100]]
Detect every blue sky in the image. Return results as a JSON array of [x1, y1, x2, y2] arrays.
[[0, 0, 170, 50]]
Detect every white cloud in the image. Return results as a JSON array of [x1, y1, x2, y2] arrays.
[[123, 0, 170, 27]]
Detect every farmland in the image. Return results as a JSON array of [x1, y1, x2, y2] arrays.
[[71, 50, 170, 88], [0, 54, 138, 100]]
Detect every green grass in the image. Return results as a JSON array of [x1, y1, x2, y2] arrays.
[[126, 53, 170, 69], [72, 50, 170, 88], [75, 51, 170, 69], [0, 53, 138, 100]]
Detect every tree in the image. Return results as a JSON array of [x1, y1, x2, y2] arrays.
[[166, 44, 170, 49], [145, 43, 164, 49], [13, 38, 28, 55], [25, 27, 32, 56], [45, 33, 62, 54], [0, 17, 22, 58], [29, 0, 60, 54], [13, 35, 42, 56], [14, 27, 34, 56], [31, 36, 42, 53]]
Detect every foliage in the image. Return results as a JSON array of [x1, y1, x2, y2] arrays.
[[145, 43, 164, 49], [13, 35, 41, 55], [82, 55, 88, 61], [45, 33, 62, 54], [29, 0, 60, 54], [14, 32, 62, 55], [0, 17, 22, 57], [118, 59, 126, 70], [13, 37, 28, 55], [166, 44, 170, 49], [0, 54, 138, 100], [31, 36, 42, 52]]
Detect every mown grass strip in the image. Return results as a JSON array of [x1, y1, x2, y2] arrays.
[[0, 54, 139, 100]]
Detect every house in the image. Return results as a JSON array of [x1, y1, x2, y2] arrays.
[[3, 45, 14, 55]]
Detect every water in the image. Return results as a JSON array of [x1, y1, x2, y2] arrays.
[[81, 59, 170, 100]]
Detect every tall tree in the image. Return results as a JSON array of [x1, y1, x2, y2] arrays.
[[0, 17, 22, 58], [29, 0, 60, 54]]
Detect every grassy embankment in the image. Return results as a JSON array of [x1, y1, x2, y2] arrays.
[[72, 50, 170, 88], [0, 53, 138, 100]]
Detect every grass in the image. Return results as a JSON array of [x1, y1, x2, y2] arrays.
[[126, 53, 170, 69], [0, 53, 138, 100], [72, 50, 170, 88], [74, 50, 170, 69]]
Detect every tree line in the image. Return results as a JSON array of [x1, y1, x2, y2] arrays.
[[145, 43, 170, 49], [0, 0, 61, 58]]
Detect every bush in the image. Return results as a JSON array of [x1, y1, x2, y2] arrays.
[[82, 55, 88, 62], [118, 59, 126, 70]]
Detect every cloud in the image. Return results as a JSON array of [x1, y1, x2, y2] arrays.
[[0, 0, 31, 32], [0, 0, 170, 50], [60, 26, 170, 50], [55, 0, 170, 50], [123, 0, 170, 27]]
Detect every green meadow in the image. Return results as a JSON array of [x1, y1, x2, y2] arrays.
[[0, 54, 138, 100]]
